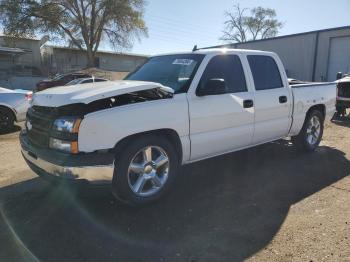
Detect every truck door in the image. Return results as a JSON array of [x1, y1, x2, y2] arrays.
[[246, 54, 292, 144], [188, 54, 255, 161]]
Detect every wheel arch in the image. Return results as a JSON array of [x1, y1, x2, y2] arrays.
[[112, 128, 183, 162], [291, 104, 325, 152], [306, 104, 326, 119]]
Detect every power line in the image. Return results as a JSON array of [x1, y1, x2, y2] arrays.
[[147, 14, 221, 31], [148, 33, 197, 46], [148, 38, 193, 49], [147, 21, 219, 40], [148, 27, 218, 43], [148, 29, 222, 47], [147, 18, 219, 35], [145, 15, 223, 43]]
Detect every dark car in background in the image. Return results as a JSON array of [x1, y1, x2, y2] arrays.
[[35, 72, 91, 92]]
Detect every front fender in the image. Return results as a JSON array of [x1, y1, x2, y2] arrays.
[[78, 94, 190, 162]]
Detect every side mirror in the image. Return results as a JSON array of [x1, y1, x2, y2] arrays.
[[197, 78, 227, 97], [336, 72, 343, 80]]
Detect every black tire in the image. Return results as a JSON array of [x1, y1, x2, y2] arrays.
[[112, 135, 179, 205], [291, 110, 324, 152], [0, 107, 15, 132]]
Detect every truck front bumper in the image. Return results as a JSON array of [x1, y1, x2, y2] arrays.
[[20, 132, 115, 185]]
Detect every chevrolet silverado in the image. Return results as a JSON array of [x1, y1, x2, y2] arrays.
[[20, 49, 336, 205]]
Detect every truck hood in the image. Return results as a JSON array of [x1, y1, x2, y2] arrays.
[[32, 80, 174, 107]]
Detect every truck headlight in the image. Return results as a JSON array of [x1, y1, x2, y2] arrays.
[[50, 117, 81, 154], [52, 118, 81, 133], [49, 138, 79, 154]]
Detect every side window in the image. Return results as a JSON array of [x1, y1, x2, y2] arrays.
[[247, 55, 283, 90], [83, 79, 93, 84], [199, 55, 247, 93]]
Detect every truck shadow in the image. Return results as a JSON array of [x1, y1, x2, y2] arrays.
[[0, 143, 349, 262]]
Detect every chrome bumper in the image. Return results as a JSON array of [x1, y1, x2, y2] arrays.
[[22, 149, 114, 185]]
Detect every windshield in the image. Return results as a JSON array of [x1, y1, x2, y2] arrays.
[[65, 79, 82, 85], [125, 54, 205, 93]]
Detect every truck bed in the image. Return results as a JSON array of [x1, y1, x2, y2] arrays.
[[289, 82, 336, 136]]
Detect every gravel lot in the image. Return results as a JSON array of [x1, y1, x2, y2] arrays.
[[0, 117, 349, 262]]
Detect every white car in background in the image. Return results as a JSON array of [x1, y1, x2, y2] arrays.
[[0, 87, 32, 132], [65, 77, 108, 86]]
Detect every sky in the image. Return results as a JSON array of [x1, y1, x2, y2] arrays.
[[127, 0, 350, 55]]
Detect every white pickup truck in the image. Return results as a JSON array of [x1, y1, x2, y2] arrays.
[[20, 49, 336, 205]]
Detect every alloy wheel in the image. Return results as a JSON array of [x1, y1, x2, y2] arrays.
[[127, 146, 170, 197], [306, 115, 321, 145]]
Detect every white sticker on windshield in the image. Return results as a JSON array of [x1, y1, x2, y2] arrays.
[[172, 59, 194, 66]]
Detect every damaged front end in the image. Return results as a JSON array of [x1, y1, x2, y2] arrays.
[[25, 87, 174, 150], [20, 86, 174, 184]]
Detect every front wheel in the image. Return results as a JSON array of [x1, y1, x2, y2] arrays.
[[291, 110, 324, 152], [112, 135, 179, 205]]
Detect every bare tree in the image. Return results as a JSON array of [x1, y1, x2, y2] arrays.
[[221, 4, 283, 43], [221, 5, 248, 43], [0, 0, 148, 67]]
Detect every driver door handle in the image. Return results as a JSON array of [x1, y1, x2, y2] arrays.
[[279, 96, 288, 103], [243, 99, 254, 108]]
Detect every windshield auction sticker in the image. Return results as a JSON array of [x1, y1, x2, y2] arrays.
[[172, 59, 194, 66]]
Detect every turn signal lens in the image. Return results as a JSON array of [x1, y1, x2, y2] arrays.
[[71, 141, 79, 154], [72, 119, 82, 133]]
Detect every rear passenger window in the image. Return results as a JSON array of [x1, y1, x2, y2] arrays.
[[247, 55, 283, 90], [199, 55, 247, 93]]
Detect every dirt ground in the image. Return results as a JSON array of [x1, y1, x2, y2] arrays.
[[0, 117, 349, 262]]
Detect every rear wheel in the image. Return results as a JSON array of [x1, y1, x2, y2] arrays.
[[0, 107, 15, 132], [112, 135, 179, 205], [291, 110, 324, 152]]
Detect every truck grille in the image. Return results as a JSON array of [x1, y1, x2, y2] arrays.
[[26, 106, 57, 148], [338, 83, 350, 98]]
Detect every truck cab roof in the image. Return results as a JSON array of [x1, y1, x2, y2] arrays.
[[155, 48, 275, 57]]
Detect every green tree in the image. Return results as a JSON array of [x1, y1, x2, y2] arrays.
[[0, 0, 147, 67], [221, 4, 283, 43]]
